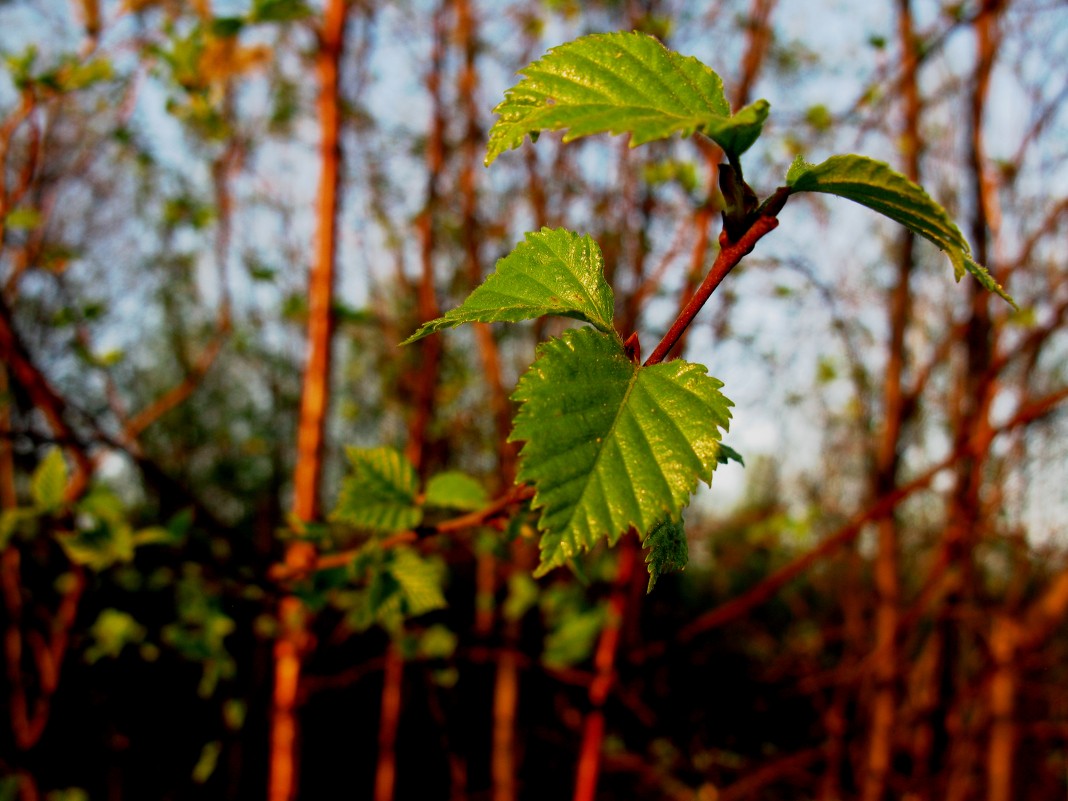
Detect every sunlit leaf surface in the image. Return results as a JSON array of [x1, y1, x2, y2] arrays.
[[510, 327, 732, 575]]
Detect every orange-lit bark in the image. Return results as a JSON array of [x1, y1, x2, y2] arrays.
[[987, 614, 1017, 801], [268, 593, 309, 801], [491, 646, 519, 801], [291, 1, 346, 519], [270, 2, 349, 800]]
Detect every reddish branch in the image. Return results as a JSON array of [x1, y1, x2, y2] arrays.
[[268, 483, 536, 582], [645, 206, 783, 366]]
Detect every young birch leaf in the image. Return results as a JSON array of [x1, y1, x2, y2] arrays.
[[510, 327, 732, 576], [486, 32, 742, 166], [716, 443, 745, 467], [389, 548, 447, 617], [332, 447, 422, 533], [32, 447, 68, 512], [402, 228, 616, 344], [643, 518, 688, 592], [425, 471, 488, 511], [786, 154, 1015, 305], [710, 99, 769, 161]]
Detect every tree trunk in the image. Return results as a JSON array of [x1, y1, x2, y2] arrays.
[[269, 3, 349, 799]]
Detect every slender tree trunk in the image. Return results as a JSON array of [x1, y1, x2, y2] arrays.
[[862, 2, 922, 797], [290, 4, 346, 518], [269, 3, 348, 800], [572, 539, 637, 801], [374, 5, 449, 800], [927, 5, 1004, 799], [374, 643, 404, 801], [986, 614, 1017, 801], [492, 646, 520, 801]]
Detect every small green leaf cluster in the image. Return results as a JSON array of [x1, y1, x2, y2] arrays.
[[326, 447, 478, 633], [4, 46, 113, 94], [1, 448, 182, 569], [163, 565, 237, 698], [332, 446, 487, 533]]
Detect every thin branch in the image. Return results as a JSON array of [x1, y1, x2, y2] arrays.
[[268, 483, 536, 582], [645, 202, 784, 367]]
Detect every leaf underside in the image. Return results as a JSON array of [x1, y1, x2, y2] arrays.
[[32, 447, 68, 511], [485, 32, 767, 165], [509, 327, 733, 576], [425, 471, 488, 511], [643, 518, 688, 592], [388, 548, 447, 617], [332, 447, 422, 533], [402, 228, 616, 344], [787, 154, 1015, 306]]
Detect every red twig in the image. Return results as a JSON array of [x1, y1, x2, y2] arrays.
[[645, 208, 782, 366]]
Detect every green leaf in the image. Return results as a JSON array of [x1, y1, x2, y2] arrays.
[[56, 56, 113, 92], [710, 99, 770, 160], [388, 549, 447, 617], [510, 327, 733, 575], [192, 741, 222, 785], [332, 447, 422, 533], [487, 32, 739, 166], [0, 508, 35, 550], [786, 154, 1015, 305], [416, 624, 458, 659], [210, 17, 245, 37], [32, 448, 68, 512], [250, 0, 311, 22], [58, 525, 135, 571], [503, 573, 540, 622], [85, 608, 147, 663], [425, 471, 488, 511], [643, 518, 688, 592], [544, 605, 605, 667], [4, 207, 42, 230], [717, 443, 745, 466], [403, 228, 616, 344]]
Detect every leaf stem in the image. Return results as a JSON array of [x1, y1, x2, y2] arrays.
[[644, 206, 783, 366]]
